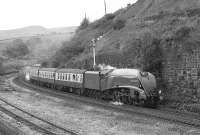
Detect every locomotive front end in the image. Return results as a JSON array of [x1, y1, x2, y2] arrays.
[[102, 69, 160, 107], [138, 71, 161, 106]]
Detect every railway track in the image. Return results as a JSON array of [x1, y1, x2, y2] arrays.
[[13, 76, 200, 129], [0, 96, 80, 135]]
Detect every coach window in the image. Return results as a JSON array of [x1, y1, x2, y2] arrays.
[[75, 74, 78, 82], [80, 75, 83, 82], [68, 74, 71, 81], [59, 73, 61, 80], [62, 73, 64, 80], [65, 74, 67, 81], [77, 74, 80, 82], [60, 73, 62, 80], [62, 73, 65, 80], [64, 73, 66, 81], [72, 74, 75, 82], [57, 73, 59, 80]]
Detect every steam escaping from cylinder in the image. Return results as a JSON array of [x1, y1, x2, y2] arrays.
[[25, 73, 30, 81], [97, 64, 116, 70]]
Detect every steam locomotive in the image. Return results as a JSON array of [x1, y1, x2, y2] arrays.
[[23, 66, 161, 107]]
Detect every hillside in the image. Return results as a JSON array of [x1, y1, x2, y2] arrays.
[[118, 0, 200, 18], [49, 0, 200, 103], [0, 26, 76, 73], [0, 25, 76, 40]]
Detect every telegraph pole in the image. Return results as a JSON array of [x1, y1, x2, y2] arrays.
[[104, 0, 107, 15]]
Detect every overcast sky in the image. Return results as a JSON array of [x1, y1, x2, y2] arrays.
[[0, 0, 137, 30]]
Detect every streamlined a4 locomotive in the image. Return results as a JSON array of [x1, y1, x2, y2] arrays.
[[24, 66, 161, 107]]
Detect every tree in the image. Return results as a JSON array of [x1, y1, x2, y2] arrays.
[[3, 39, 29, 58], [0, 59, 4, 74], [78, 17, 90, 30]]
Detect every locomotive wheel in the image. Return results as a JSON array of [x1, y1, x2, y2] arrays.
[[127, 96, 133, 105], [113, 89, 133, 105], [113, 91, 121, 102], [144, 97, 157, 108]]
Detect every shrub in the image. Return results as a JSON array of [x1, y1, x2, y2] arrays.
[[78, 17, 90, 30], [0, 61, 3, 74], [3, 39, 29, 58], [174, 26, 193, 40], [105, 13, 115, 20], [113, 19, 126, 30], [142, 38, 165, 88]]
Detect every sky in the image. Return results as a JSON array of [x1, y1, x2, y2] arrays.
[[0, 0, 137, 30]]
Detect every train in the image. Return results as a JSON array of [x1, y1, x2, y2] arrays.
[[23, 66, 162, 107]]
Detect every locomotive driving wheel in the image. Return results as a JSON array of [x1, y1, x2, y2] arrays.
[[113, 90, 121, 102], [112, 88, 131, 104]]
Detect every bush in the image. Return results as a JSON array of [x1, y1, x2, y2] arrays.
[[113, 19, 126, 30], [3, 39, 29, 58], [78, 17, 90, 30], [174, 26, 192, 40], [0, 61, 3, 74], [142, 38, 165, 88], [105, 13, 115, 20]]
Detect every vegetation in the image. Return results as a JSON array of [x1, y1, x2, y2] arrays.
[[0, 61, 3, 74], [105, 13, 116, 20], [3, 39, 29, 58], [78, 17, 90, 30], [112, 19, 126, 30], [45, 0, 200, 104]]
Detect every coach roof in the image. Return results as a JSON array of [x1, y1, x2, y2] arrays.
[[56, 68, 86, 73], [39, 68, 57, 71]]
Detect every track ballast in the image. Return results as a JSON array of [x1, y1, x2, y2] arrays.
[[0, 96, 80, 135], [14, 76, 200, 129]]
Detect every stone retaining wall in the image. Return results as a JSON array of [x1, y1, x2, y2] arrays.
[[163, 49, 200, 102]]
